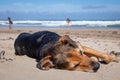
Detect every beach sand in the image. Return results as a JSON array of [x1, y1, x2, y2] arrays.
[[0, 28, 120, 80]]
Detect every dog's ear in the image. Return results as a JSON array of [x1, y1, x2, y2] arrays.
[[57, 35, 77, 48], [36, 55, 54, 70]]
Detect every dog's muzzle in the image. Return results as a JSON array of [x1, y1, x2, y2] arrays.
[[91, 61, 100, 72]]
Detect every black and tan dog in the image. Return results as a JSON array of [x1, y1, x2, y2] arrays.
[[14, 31, 118, 72]]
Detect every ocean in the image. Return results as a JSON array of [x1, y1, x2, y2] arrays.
[[0, 20, 120, 30]]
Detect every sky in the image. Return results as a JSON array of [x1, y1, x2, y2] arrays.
[[0, 0, 120, 20]]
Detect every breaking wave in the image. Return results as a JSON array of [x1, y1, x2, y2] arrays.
[[0, 20, 120, 29]]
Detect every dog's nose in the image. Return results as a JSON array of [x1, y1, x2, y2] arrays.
[[90, 61, 100, 72]]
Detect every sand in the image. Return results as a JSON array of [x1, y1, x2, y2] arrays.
[[0, 28, 120, 80]]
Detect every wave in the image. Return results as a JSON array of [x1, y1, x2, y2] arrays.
[[0, 20, 120, 28]]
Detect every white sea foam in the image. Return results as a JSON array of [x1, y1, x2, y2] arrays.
[[0, 20, 120, 27]]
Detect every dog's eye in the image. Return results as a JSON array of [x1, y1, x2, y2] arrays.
[[79, 50, 83, 56], [73, 63, 80, 68]]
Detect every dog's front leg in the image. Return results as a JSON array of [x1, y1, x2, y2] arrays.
[[82, 46, 117, 63], [36, 55, 54, 70]]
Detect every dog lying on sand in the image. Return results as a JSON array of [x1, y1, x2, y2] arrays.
[[14, 31, 119, 72]]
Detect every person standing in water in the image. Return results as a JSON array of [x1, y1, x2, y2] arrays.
[[8, 17, 13, 29], [66, 18, 71, 30]]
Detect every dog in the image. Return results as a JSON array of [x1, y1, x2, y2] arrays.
[[14, 31, 118, 72]]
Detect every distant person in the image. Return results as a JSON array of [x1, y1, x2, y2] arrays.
[[8, 17, 13, 29], [66, 18, 71, 30]]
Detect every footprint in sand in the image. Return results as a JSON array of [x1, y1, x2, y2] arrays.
[[0, 37, 14, 41], [0, 50, 13, 63]]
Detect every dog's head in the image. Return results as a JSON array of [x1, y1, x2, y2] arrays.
[[37, 35, 100, 72]]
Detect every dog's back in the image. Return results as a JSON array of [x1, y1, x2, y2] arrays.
[[14, 31, 60, 58]]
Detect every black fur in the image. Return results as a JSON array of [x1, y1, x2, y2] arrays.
[[14, 31, 61, 59]]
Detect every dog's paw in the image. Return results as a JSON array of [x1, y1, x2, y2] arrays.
[[36, 59, 54, 70], [110, 51, 120, 57], [36, 63, 50, 70], [103, 54, 119, 63]]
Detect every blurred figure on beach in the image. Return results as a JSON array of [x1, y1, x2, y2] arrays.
[[8, 17, 13, 29], [66, 18, 71, 30]]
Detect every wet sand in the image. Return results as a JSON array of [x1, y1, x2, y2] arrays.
[[0, 28, 120, 80]]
